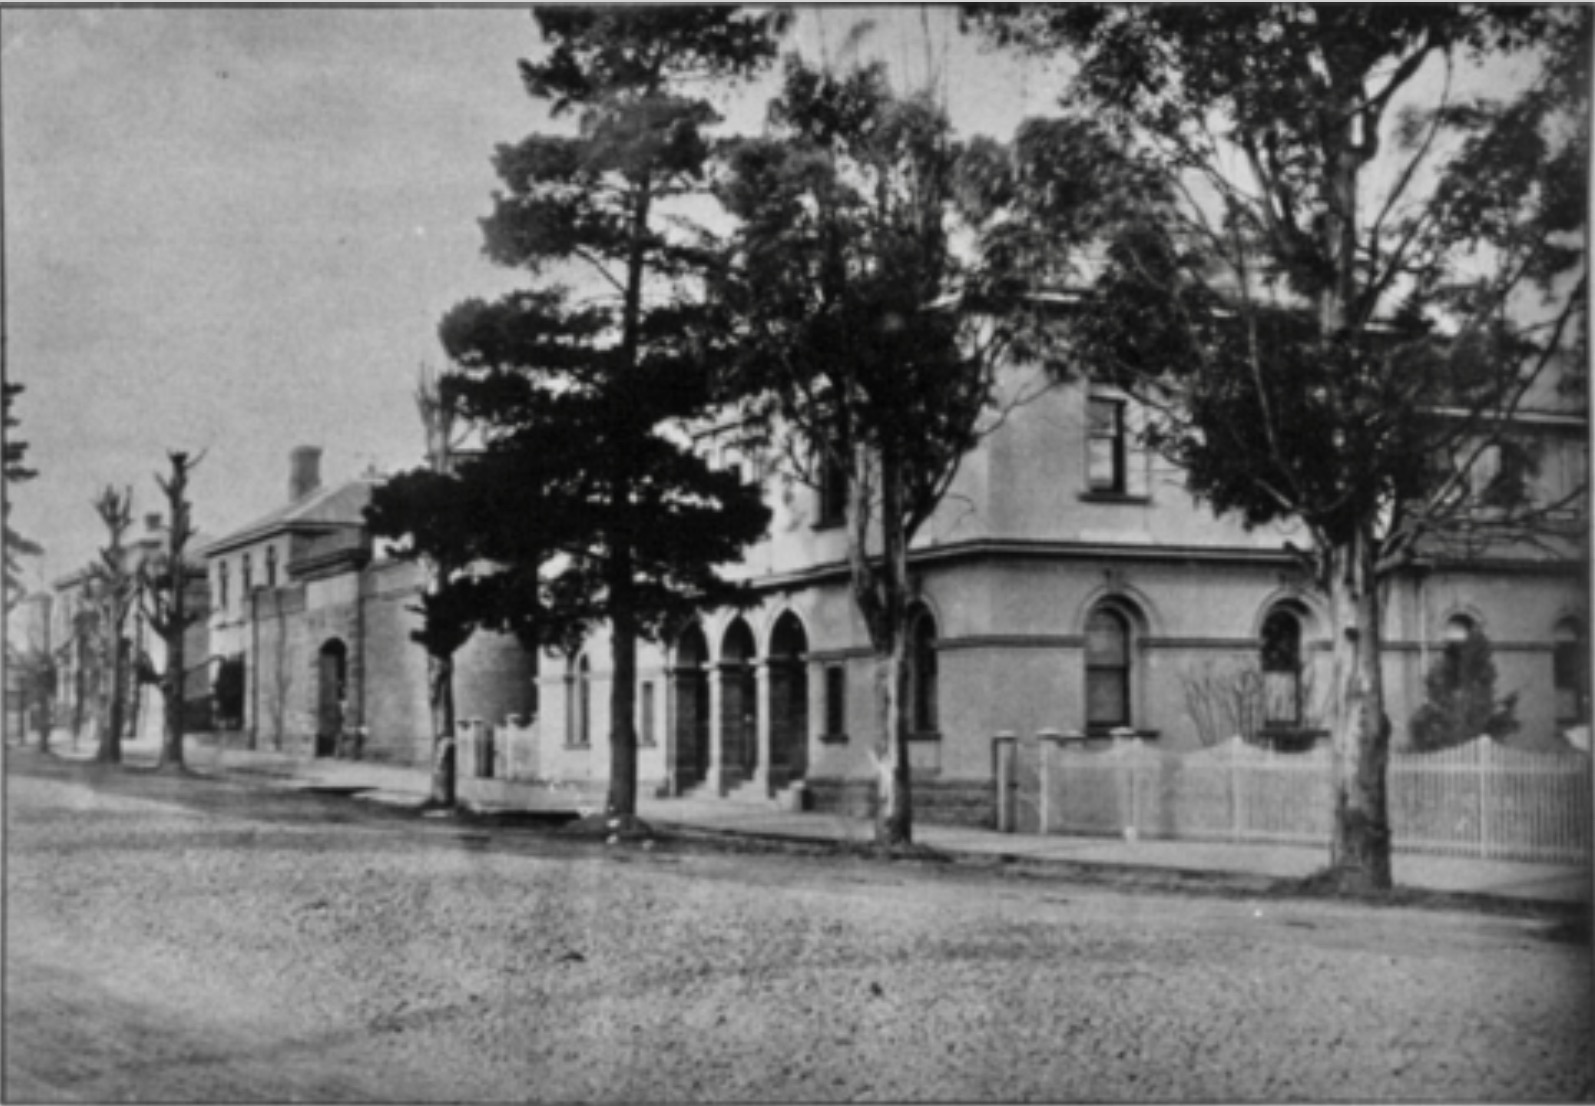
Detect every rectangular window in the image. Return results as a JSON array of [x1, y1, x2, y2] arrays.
[[824, 664, 846, 738], [1087, 397, 1126, 493], [265, 545, 278, 589], [816, 441, 848, 528], [640, 681, 656, 747], [242, 553, 253, 596], [218, 562, 229, 613]]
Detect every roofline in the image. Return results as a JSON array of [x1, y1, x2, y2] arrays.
[[200, 519, 365, 559]]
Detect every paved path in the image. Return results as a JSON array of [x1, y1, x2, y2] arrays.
[[36, 733, 1592, 906]]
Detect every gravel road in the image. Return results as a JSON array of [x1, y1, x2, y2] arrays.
[[6, 752, 1591, 1102]]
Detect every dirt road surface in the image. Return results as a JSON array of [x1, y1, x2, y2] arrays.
[[6, 751, 1591, 1102]]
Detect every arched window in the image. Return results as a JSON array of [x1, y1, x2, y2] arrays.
[[1553, 619, 1587, 726], [1085, 605, 1132, 731], [566, 654, 591, 747], [906, 608, 939, 736], [1261, 608, 1303, 728]]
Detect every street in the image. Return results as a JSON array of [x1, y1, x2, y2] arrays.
[[5, 750, 1591, 1102]]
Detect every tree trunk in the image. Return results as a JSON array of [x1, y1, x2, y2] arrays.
[[428, 651, 457, 807], [859, 450, 913, 849], [98, 634, 126, 764], [872, 633, 913, 847], [606, 563, 640, 819], [159, 590, 187, 773], [1324, 525, 1393, 891]]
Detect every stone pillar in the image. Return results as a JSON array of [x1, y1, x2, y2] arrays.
[[753, 660, 772, 795], [706, 665, 725, 795]]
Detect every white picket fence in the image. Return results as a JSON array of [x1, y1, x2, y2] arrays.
[[996, 734, 1592, 865]]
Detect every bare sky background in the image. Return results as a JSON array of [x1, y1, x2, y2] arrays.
[[2, 6, 1528, 591], [2, 5, 1069, 587]]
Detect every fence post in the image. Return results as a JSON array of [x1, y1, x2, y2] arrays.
[[993, 732, 1017, 833], [1036, 730, 1065, 835]]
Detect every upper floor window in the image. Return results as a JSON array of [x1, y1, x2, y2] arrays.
[[816, 439, 848, 529], [218, 561, 229, 613], [1469, 440, 1533, 508], [1087, 396, 1128, 493], [242, 553, 253, 596], [265, 545, 278, 589]]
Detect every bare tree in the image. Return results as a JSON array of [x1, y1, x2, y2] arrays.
[[138, 451, 203, 771], [89, 487, 137, 764]]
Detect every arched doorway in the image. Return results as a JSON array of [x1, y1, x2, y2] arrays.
[[671, 624, 711, 788], [316, 639, 347, 757], [768, 612, 809, 786], [720, 618, 758, 782]]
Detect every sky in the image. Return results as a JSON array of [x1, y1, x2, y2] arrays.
[[2, 5, 1067, 589]]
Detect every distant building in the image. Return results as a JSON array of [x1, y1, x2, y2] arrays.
[[200, 447, 535, 760], [5, 590, 53, 740], [48, 512, 210, 744]]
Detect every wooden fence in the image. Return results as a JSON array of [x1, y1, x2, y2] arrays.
[[996, 734, 1592, 865]]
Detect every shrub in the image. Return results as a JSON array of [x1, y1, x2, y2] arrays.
[[1409, 629, 1519, 751]]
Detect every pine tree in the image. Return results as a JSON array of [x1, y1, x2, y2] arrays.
[[1410, 630, 1520, 751], [437, 8, 784, 823]]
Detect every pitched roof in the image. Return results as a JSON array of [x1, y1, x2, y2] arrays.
[[199, 479, 375, 558]]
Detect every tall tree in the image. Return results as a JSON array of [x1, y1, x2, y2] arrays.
[[364, 365, 484, 809], [3, 381, 41, 610], [138, 451, 203, 771], [89, 486, 137, 765], [966, 5, 1588, 889], [437, 8, 782, 823], [715, 58, 1122, 846]]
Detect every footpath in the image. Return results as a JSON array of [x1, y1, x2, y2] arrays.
[[35, 733, 1592, 907]]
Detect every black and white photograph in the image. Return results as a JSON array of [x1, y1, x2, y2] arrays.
[[3, 4, 1590, 1101]]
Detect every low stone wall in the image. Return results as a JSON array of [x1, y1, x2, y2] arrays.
[[806, 778, 996, 829]]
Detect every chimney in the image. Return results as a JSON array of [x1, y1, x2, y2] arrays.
[[290, 446, 322, 501]]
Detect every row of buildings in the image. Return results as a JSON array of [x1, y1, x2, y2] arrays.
[[18, 366, 1590, 824]]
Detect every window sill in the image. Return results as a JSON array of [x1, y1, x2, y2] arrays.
[[819, 732, 849, 745], [907, 730, 941, 743], [563, 743, 592, 750], [1079, 491, 1151, 505], [1085, 728, 1160, 740]]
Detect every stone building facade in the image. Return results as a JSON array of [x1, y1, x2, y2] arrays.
[[522, 367, 1588, 825], [201, 447, 535, 761]]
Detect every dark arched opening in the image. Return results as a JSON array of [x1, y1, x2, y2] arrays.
[[316, 639, 348, 757], [671, 624, 711, 788], [720, 618, 758, 781], [769, 612, 810, 785]]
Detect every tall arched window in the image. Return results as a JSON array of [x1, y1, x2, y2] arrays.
[[1553, 619, 1587, 726], [906, 608, 939, 736], [1261, 608, 1303, 728], [566, 653, 591, 747], [1085, 605, 1132, 731]]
